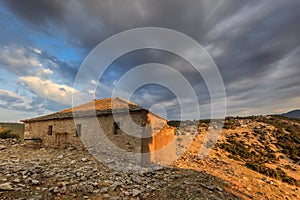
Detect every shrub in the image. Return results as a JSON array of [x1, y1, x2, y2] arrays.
[[219, 139, 252, 159], [167, 121, 181, 127], [245, 162, 299, 186], [266, 152, 277, 161], [0, 129, 19, 139]]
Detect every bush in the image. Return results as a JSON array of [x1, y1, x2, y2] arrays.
[[219, 139, 252, 159], [245, 162, 299, 186], [0, 129, 19, 139], [167, 121, 181, 127], [266, 152, 277, 161]]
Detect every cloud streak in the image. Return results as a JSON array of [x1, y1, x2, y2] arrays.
[[0, 0, 299, 120]]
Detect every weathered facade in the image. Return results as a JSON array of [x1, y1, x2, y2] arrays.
[[22, 97, 175, 164]]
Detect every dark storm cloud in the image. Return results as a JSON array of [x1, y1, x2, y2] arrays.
[[1, 0, 300, 117], [1, 0, 65, 25], [39, 51, 78, 84]]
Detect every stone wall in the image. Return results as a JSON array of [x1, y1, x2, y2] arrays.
[[149, 113, 167, 135], [148, 126, 175, 164], [24, 111, 176, 165], [24, 118, 83, 149], [24, 112, 146, 151]]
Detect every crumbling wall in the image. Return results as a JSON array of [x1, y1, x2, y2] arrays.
[[149, 113, 167, 135], [147, 125, 176, 165], [23, 112, 144, 153], [24, 119, 82, 149]]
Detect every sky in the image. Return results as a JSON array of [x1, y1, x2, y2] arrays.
[[0, 0, 299, 122]]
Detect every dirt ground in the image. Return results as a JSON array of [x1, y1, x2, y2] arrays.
[[0, 117, 299, 199]]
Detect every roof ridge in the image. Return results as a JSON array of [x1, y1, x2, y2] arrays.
[[21, 97, 167, 122], [113, 96, 138, 106]]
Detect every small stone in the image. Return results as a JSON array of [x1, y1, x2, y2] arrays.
[[109, 182, 120, 191], [81, 158, 88, 162], [32, 180, 40, 185], [13, 178, 21, 183], [0, 145, 6, 150], [262, 177, 267, 182], [70, 160, 76, 165], [100, 181, 111, 187], [17, 184, 25, 188], [59, 186, 67, 194], [53, 186, 60, 193], [100, 187, 108, 193], [0, 182, 14, 191], [57, 182, 65, 188], [146, 185, 156, 191], [195, 189, 202, 194], [200, 183, 214, 190], [131, 177, 142, 184], [57, 155, 63, 159], [132, 189, 141, 196], [213, 197, 222, 200]]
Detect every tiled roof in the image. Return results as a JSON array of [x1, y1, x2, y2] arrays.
[[21, 97, 145, 122]]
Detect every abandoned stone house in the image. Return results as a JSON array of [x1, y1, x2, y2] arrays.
[[22, 97, 175, 164]]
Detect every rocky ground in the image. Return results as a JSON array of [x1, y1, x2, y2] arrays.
[[0, 139, 238, 200], [0, 115, 299, 199]]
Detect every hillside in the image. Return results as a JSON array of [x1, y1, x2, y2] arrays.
[[281, 109, 300, 119], [0, 115, 299, 199], [172, 115, 300, 199]]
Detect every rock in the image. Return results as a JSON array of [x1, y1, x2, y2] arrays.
[[0, 182, 14, 191], [131, 177, 142, 184], [132, 188, 142, 196], [100, 180, 111, 187], [81, 158, 88, 162], [213, 197, 222, 200], [57, 155, 63, 159], [70, 160, 76, 165], [0, 145, 6, 150], [146, 185, 156, 191], [57, 182, 67, 188], [216, 186, 223, 192], [32, 180, 40, 185], [195, 189, 202, 194], [200, 183, 214, 190], [13, 178, 21, 183], [82, 184, 94, 193], [53, 187, 60, 193], [109, 182, 121, 191], [59, 186, 67, 194]]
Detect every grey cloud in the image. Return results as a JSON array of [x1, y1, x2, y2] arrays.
[[39, 51, 78, 84], [1, 0, 300, 117], [1, 0, 66, 26]]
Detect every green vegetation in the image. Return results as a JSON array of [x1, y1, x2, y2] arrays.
[[246, 162, 299, 186], [0, 129, 19, 139], [219, 139, 252, 160], [257, 116, 300, 163], [219, 115, 300, 186], [167, 120, 181, 127], [223, 117, 237, 129]]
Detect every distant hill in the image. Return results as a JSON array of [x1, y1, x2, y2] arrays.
[[281, 109, 300, 119]]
